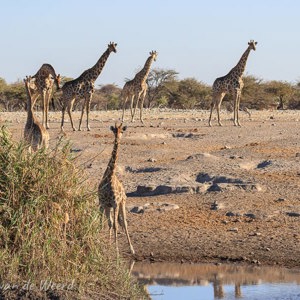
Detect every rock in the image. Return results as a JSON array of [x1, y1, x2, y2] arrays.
[[257, 160, 273, 169], [286, 212, 300, 217], [210, 201, 219, 210], [157, 203, 179, 212], [221, 145, 231, 149], [225, 212, 236, 217], [70, 148, 82, 153], [130, 202, 179, 213], [228, 228, 238, 232], [244, 213, 256, 219], [147, 158, 157, 162], [136, 185, 155, 195], [130, 206, 144, 214]]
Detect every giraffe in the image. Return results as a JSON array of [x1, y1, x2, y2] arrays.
[[30, 64, 61, 129], [98, 123, 135, 255], [121, 50, 158, 124], [208, 40, 257, 127], [23, 76, 49, 152], [60, 42, 117, 132]]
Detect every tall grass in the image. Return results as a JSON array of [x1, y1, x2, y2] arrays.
[[0, 127, 147, 299]]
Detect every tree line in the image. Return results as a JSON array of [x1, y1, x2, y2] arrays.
[[1, 69, 300, 112]]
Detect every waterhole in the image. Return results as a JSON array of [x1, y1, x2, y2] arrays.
[[132, 262, 300, 300]]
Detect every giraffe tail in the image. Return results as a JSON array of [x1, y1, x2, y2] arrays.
[[118, 212, 125, 230]]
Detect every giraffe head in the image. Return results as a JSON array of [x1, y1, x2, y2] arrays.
[[110, 123, 127, 139], [55, 74, 61, 90], [248, 40, 258, 51], [108, 42, 117, 53], [150, 50, 158, 61]]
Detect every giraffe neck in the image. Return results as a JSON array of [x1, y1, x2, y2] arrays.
[[231, 46, 252, 77], [135, 55, 154, 83], [85, 48, 112, 83], [25, 85, 36, 126], [103, 137, 120, 179]]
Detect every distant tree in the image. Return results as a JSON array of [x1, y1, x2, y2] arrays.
[[241, 75, 266, 109], [2, 80, 26, 111], [174, 78, 211, 109], [60, 76, 74, 86], [263, 80, 294, 109], [146, 68, 178, 108], [93, 84, 122, 110], [0, 78, 8, 111]]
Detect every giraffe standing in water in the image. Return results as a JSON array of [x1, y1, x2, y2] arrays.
[[209, 40, 257, 127], [30, 64, 61, 129], [60, 42, 117, 132], [98, 123, 135, 255], [121, 50, 158, 124], [23, 76, 49, 152]]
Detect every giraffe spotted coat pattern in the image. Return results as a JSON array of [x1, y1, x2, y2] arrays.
[[30, 64, 61, 129], [98, 123, 135, 255], [60, 42, 117, 132], [209, 40, 257, 127], [121, 50, 158, 124], [23, 76, 49, 152]]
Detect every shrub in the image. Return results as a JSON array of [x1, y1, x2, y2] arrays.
[[0, 127, 146, 299]]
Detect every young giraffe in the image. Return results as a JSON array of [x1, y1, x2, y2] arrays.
[[30, 64, 61, 129], [23, 76, 49, 152], [209, 40, 257, 127], [121, 50, 158, 124], [60, 42, 117, 132], [98, 123, 135, 255]]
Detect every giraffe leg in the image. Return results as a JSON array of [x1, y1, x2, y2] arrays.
[[121, 96, 128, 122], [42, 90, 47, 129], [45, 90, 51, 129], [216, 102, 223, 126], [103, 207, 113, 243], [60, 101, 66, 132], [233, 90, 241, 126], [130, 95, 135, 121], [113, 205, 120, 254], [67, 99, 76, 131], [86, 93, 93, 131], [78, 99, 86, 131], [131, 93, 140, 123], [121, 202, 135, 254], [216, 93, 225, 126], [236, 91, 242, 126], [208, 100, 215, 127], [139, 89, 147, 124], [209, 91, 225, 127]]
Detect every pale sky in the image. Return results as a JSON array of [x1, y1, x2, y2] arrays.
[[1, 0, 300, 88]]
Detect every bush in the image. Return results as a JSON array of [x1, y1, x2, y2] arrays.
[[0, 127, 146, 299]]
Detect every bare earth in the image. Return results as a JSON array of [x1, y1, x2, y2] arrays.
[[1, 108, 300, 269]]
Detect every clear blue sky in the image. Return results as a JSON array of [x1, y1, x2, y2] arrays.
[[1, 0, 300, 87]]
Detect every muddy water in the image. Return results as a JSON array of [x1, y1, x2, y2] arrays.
[[132, 262, 300, 300]]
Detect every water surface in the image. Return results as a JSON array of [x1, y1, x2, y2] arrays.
[[132, 262, 300, 300]]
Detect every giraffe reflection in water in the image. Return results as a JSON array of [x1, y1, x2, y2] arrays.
[[132, 262, 300, 299]]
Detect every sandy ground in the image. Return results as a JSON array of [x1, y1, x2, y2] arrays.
[[1, 108, 300, 269]]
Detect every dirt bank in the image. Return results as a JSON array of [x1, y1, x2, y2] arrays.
[[1, 108, 300, 269]]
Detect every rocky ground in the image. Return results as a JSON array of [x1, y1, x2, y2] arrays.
[[1, 108, 300, 269]]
